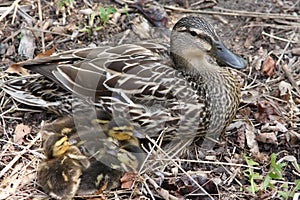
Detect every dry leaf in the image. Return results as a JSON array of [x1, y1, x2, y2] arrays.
[[92, 182, 107, 198], [120, 172, 137, 189], [231, 121, 247, 149], [254, 100, 282, 123], [252, 47, 268, 71], [239, 107, 252, 118], [241, 90, 259, 104], [6, 45, 16, 56], [253, 152, 269, 164], [35, 46, 56, 59], [261, 56, 276, 77], [261, 121, 287, 132], [13, 124, 31, 144], [278, 81, 292, 100], [287, 130, 300, 146], [244, 120, 259, 154], [256, 132, 278, 145], [0, 162, 34, 198], [291, 47, 300, 56], [51, 26, 68, 34], [18, 29, 36, 59], [5, 64, 29, 75]]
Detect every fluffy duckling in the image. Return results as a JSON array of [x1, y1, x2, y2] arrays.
[[38, 112, 145, 198], [38, 133, 90, 200]]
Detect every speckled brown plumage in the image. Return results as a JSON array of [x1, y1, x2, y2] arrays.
[[3, 16, 247, 145]]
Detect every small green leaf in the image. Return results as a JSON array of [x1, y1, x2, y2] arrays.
[[262, 175, 271, 190], [269, 153, 285, 180], [278, 190, 288, 199], [294, 179, 300, 191]]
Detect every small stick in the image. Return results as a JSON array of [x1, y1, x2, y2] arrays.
[[0, 0, 21, 23], [262, 31, 298, 44], [164, 5, 300, 22], [38, 0, 45, 53], [282, 64, 300, 96], [144, 174, 179, 200], [0, 132, 41, 179]]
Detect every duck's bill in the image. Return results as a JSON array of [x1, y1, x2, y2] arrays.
[[213, 41, 247, 69]]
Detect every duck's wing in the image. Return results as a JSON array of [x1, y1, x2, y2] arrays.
[[1, 74, 93, 115], [3, 42, 208, 139]]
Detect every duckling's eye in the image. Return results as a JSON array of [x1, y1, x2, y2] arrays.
[[190, 31, 197, 36]]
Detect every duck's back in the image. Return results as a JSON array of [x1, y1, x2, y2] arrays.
[[3, 42, 208, 141]]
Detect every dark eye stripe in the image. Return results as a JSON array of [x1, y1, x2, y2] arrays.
[[189, 29, 213, 44]]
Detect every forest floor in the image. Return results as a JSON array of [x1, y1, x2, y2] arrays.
[[0, 0, 300, 199]]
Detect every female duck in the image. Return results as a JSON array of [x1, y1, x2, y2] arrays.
[[3, 16, 247, 145]]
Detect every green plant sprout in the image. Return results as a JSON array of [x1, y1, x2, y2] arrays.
[[243, 153, 300, 198], [99, 6, 117, 25], [243, 154, 262, 194], [58, 0, 75, 9]]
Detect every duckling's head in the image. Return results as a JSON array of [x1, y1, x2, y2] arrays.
[[43, 133, 71, 158], [170, 16, 247, 73], [107, 118, 135, 141]]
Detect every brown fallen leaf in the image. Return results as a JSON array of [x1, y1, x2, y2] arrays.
[[0, 162, 35, 199], [130, 1, 169, 27], [35, 46, 56, 59], [244, 120, 259, 154], [278, 81, 292, 100], [239, 107, 252, 118], [254, 100, 282, 123], [120, 172, 138, 189], [252, 151, 269, 164], [287, 130, 300, 146], [94, 182, 108, 199], [261, 56, 276, 77], [13, 124, 31, 144], [235, 121, 246, 149], [240, 90, 259, 105], [291, 47, 300, 56], [261, 121, 287, 132], [256, 132, 278, 145], [5, 64, 29, 75]]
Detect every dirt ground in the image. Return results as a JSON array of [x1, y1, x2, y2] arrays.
[[0, 0, 300, 199]]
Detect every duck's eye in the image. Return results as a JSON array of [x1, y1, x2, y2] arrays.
[[190, 31, 198, 36]]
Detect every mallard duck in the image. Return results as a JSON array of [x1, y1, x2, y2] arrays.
[[3, 16, 247, 146], [38, 112, 145, 198]]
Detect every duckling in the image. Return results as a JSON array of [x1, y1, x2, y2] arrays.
[[38, 133, 90, 200], [38, 113, 145, 198]]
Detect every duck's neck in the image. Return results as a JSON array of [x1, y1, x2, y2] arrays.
[[201, 67, 240, 139], [180, 60, 240, 140]]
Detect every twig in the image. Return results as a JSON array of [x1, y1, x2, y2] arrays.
[[154, 158, 260, 170], [262, 31, 298, 43], [24, 27, 73, 38], [11, 0, 18, 24], [0, 132, 41, 179], [144, 174, 180, 200], [164, 5, 300, 22], [273, 31, 300, 96], [276, 32, 295, 66], [144, 136, 215, 200], [246, 23, 300, 30], [282, 64, 300, 96], [38, 0, 45, 53], [0, 0, 21, 23]]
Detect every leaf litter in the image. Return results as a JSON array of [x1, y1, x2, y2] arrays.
[[0, 0, 299, 199]]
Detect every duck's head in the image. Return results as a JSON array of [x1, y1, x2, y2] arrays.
[[170, 16, 247, 72]]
